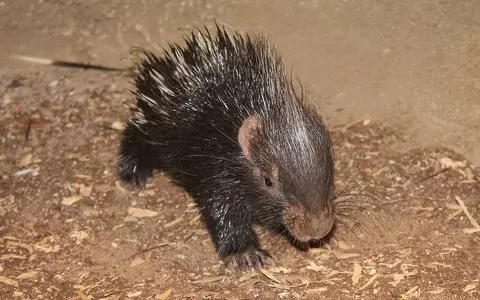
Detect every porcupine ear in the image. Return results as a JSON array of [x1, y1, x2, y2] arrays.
[[238, 115, 262, 163]]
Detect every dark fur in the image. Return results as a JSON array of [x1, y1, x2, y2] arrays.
[[118, 26, 335, 270]]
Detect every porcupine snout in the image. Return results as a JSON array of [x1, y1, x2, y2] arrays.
[[285, 204, 334, 243]]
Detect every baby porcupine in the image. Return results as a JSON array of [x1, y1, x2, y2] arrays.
[[118, 26, 336, 271]]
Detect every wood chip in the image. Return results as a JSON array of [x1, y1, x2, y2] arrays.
[[238, 271, 257, 282], [18, 153, 33, 167], [115, 180, 127, 193], [0, 275, 18, 286], [306, 261, 327, 272], [68, 230, 88, 244], [79, 186, 93, 197], [127, 291, 142, 298], [77, 290, 89, 300], [427, 288, 445, 294], [16, 270, 39, 279], [439, 157, 466, 169], [429, 262, 453, 268], [331, 251, 360, 260], [404, 286, 418, 295], [156, 288, 172, 299], [61, 195, 83, 206], [1, 254, 26, 260], [128, 207, 158, 218], [111, 121, 125, 131], [464, 284, 476, 292], [455, 196, 480, 231], [7, 241, 34, 254], [163, 217, 184, 228], [463, 228, 480, 234], [261, 268, 281, 284], [352, 263, 362, 285], [358, 274, 380, 291], [130, 257, 145, 267], [191, 276, 227, 284]]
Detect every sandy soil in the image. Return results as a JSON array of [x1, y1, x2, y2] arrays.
[[1, 1, 479, 299]]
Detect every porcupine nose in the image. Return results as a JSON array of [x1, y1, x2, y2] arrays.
[[307, 209, 334, 240], [288, 205, 334, 242]]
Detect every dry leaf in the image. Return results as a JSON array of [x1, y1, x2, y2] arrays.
[[352, 263, 362, 285], [16, 270, 39, 279], [128, 207, 158, 218], [79, 186, 93, 197], [156, 288, 172, 300], [61, 195, 82, 206], [130, 257, 145, 267]]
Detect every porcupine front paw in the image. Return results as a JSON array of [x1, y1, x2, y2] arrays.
[[224, 248, 275, 271], [117, 152, 153, 188]]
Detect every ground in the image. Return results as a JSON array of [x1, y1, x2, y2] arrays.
[[0, 1, 479, 299]]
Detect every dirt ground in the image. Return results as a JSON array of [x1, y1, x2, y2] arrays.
[[1, 1, 479, 299]]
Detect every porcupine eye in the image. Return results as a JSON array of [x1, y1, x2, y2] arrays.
[[264, 177, 273, 187]]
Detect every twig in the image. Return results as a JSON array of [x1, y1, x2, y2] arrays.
[[404, 168, 450, 187], [95, 288, 130, 299], [455, 196, 480, 233], [123, 243, 169, 261], [25, 118, 32, 141]]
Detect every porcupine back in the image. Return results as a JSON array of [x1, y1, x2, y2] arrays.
[[118, 26, 334, 214]]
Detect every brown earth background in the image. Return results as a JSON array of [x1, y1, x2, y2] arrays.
[[1, 1, 479, 299]]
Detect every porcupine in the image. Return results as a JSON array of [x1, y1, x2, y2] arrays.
[[117, 26, 337, 271]]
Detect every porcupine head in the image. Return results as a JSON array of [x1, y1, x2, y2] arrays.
[[117, 26, 337, 270]]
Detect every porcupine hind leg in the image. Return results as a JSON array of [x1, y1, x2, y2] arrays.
[[117, 123, 156, 189]]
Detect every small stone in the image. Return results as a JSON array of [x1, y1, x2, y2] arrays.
[[111, 121, 125, 131], [48, 80, 58, 88]]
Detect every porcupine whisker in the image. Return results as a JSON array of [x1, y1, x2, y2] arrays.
[[334, 219, 364, 241], [335, 211, 379, 239], [334, 169, 358, 199], [334, 198, 387, 233]]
